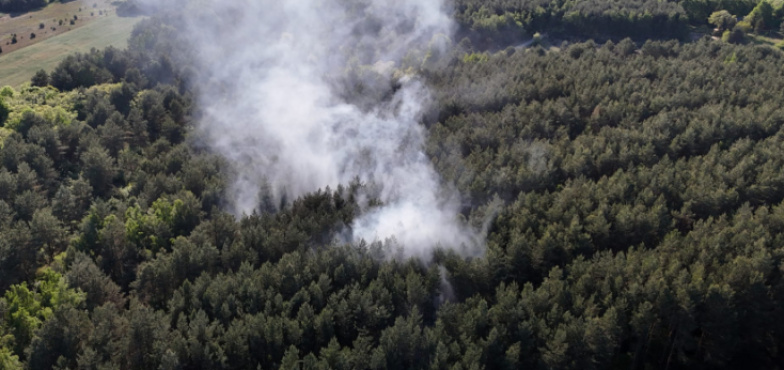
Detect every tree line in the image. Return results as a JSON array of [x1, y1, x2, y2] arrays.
[[0, 0, 70, 14], [451, 0, 784, 47]]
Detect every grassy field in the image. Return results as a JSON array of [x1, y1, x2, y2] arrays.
[[0, 0, 119, 53], [0, 11, 142, 87], [749, 32, 784, 47]]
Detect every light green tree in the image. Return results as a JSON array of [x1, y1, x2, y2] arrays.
[[709, 10, 737, 33]]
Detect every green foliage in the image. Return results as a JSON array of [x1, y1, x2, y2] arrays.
[[80, 145, 115, 197], [0, 86, 13, 98], [4, 6, 784, 370], [462, 52, 489, 64], [736, 19, 753, 33], [454, 0, 690, 43], [722, 27, 747, 43], [0, 345, 22, 370], [124, 200, 173, 254], [1, 88, 78, 132], [746, 0, 776, 32], [0, 267, 83, 360], [30, 70, 49, 88], [50, 51, 115, 91], [0, 98, 8, 127], [709, 10, 737, 32]]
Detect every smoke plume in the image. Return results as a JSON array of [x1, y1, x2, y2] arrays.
[[170, 0, 479, 258]]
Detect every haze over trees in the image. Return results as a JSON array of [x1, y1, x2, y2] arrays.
[[2, 0, 784, 369]]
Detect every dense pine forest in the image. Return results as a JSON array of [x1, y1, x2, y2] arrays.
[[3, 0, 784, 369]]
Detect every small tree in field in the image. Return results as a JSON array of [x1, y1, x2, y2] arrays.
[[31, 70, 49, 87]]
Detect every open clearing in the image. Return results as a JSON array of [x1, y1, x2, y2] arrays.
[[0, 0, 119, 54], [0, 9, 142, 87]]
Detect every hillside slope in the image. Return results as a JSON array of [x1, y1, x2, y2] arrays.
[[0, 12, 141, 86]]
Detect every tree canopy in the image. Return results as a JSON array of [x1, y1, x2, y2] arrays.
[[2, 1, 784, 369]]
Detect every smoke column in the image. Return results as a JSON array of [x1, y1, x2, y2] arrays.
[[174, 0, 479, 258]]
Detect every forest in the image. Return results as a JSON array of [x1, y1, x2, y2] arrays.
[[2, 0, 784, 369], [454, 0, 784, 47], [0, 0, 68, 13]]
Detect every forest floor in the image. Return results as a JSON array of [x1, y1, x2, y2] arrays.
[[0, 0, 143, 86]]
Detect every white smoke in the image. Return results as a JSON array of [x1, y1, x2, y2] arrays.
[[166, 0, 480, 258]]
